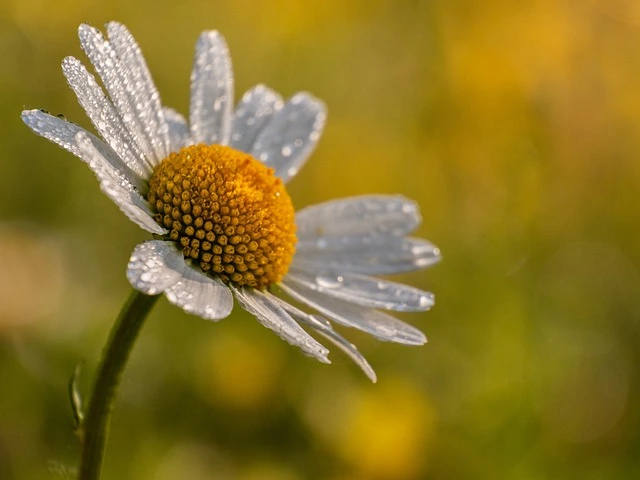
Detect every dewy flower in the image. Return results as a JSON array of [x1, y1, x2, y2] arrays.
[[22, 22, 440, 381]]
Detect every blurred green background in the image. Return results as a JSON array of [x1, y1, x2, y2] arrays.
[[1, 0, 640, 478]]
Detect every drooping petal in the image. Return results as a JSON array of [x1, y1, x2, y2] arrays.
[[127, 240, 187, 294], [164, 263, 234, 321], [163, 107, 191, 152], [273, 297, 377, 382], [250, 92, 326, 183], [286, 270, 435, 312], [74, 131, 166, 234], [296, 195, 421, 239], [280, 280, 427, 345], [189, 30, 233, 145], [229, 84, 283, 153], [293, 236, 441, 275], [231, 286, 330, 363], [78, 24, 157, 170], [107, 22, 171, 161], [129, 240, 233, 321]]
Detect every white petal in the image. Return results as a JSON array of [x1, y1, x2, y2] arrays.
[[231, 286, 330, 363], [286, 270, 435, 312], [273, 297, 377, 382], [128, 242, 234, 321], [163, 107, 191, 152], [251, 92, 326, 183], [293, 236, 441, 275], [78, 24, 156, 170], [127, 240, 186, 294], [22, 109, 100, 159], [74, 131, 166, 234], [107, 22, 171, 161], [61, 56, 148, 185], [21, 109, 146, 189], [189, 31, 233, 145], [229, 84, 283, 153], [280, 281, 427, 345], [164, 264, 234, 322], [296, 195, 421, 239]]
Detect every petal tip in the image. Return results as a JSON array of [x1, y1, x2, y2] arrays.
[[318, 355, 332, 365], [21, 109, 37, 120], [415, 333, 428, 345], [78, 23, 96, 37], [199, 30, 224, 44], [292, 92, 327, 115], [106, 20, 125, 31]]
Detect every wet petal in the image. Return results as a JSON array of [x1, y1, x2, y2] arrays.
[[293, 236, 441, 275], [250, 92, 326, 183], [274, 297, 377, 382], [127, 240, 186, 294], [232, 286, 330, 363], [296, 195, 421, 239], [74, 131, 165, 234], [107, 22, 171, 161], [286, 270, 435, 312], [189, 30, 233, 145], [78, 24, 157, 170], [164, 264, 234, 321], [280, 280, 427, 345], [21, 109, 148, 192], [22, 109, 101, 159], [61, 56, 148, 184], [229, 84, 283, 152]]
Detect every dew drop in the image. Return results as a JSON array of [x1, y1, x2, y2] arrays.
[[310, 314, 332, 328], [315, 238, 328, 249], [316, 274, 344, 289]]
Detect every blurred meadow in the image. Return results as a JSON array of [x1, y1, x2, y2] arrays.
[[1, 0, 640, 478]]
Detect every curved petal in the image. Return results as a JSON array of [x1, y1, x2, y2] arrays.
[[127, 240, 234, 320], [78, 24, 158, 170], [163, 107, 191, 152], [280, 280, 427, 345], [106, 22, 171, 161], [273, 297, 377, 382], [296, 195, 421, 239], [61, 56, 148, 184], [286, 270, 435, 312], [250, 92, 326, 183], [74, 131, 165, 234], [164, 264, 234, 322], [127, 240, 187, 294], [293, 236, 441, 275], [229, 84, 283, 153], [231, 286, 330, 363], [189, 30, 233, 145]]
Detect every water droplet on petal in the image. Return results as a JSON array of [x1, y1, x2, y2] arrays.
[[316, 274, 344, 289]]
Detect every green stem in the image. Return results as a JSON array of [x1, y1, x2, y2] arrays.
[[78, 290, 159, 480]]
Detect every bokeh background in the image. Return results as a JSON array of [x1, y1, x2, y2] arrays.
[[1, 0, 640, 478]]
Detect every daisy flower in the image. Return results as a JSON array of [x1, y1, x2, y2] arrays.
[[22, 22, 440, 381]]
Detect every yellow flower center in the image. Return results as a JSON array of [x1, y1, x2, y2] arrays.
[[147, 144, 297, 289]]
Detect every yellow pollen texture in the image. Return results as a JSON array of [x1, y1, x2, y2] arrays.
[[147, 144, 297, 288]]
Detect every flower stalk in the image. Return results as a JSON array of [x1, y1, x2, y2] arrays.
[[78, 290, 159, 480]]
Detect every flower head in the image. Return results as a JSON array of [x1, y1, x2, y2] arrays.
[[22, 22, 441, 381]]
